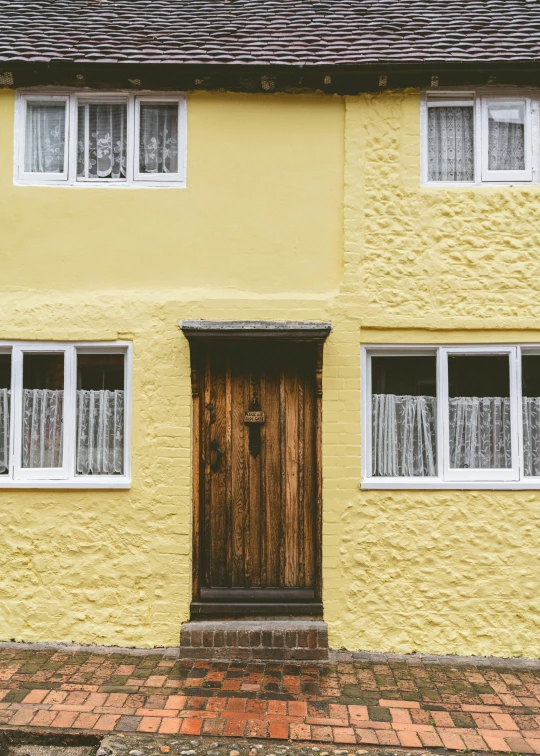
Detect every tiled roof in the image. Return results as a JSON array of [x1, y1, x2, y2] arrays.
[[1, 0, 540, 66]]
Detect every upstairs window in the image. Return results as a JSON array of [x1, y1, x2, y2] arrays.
[[427, 99, 474, 182], [363, 346, 540, 489], [22, 97, 68, 180], [423, 91, 536, 185], [77, 100, 128, 181], [15, 91, 186, 187]]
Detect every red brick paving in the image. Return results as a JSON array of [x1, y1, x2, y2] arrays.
[[0, 646, 540, 752]]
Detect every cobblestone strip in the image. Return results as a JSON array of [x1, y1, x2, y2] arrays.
[[1, 646, 539, 754]]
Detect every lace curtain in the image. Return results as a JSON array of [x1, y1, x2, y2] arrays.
[[23, 389, 64, 468], [0, 389, 9, 473], [76, 390, 124, 475], [488, 113, 525, 171], [523, 397, 540, 476], [24, 102, 66, 173], [372, 394, 437, 477], [449, 397, 511, 469], [139, 103, 179, 174], [428, 106, 474, 182], [18, 389, 123, 473], [77, 103, 127, 179], [373, 394, 517, 476]]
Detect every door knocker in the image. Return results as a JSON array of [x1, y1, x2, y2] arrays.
[[244, 395, 266, 457]]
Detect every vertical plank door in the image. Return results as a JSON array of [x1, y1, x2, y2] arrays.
[[192, 340, 322, 615]]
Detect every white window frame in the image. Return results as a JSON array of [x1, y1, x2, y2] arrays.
[[18, 94, 70, 183], [73, 93, 131, 183], [134, 95, 186, 183], [14, 89, 187, 188], [481, 98, 533, 182], [362, 344, 540, 490], [423, 94, 477, 186], [440, 346, 519, 482], [0, 341, 132, 489], [421, 88, 539, 187]]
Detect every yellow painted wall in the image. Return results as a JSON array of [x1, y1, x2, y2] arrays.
[[0, 89, 344, 647], [1, 86, 539, 657], [324, 92, 540, 658]]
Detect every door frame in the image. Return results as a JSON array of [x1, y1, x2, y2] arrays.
[[180, 321, 331, 617]]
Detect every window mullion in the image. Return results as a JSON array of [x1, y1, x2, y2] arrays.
[[68, 94, 78, 183], [509, 346, 520, 480], [127, 95, 135, 183], [64, 346, 76, 481], [84, 103, 89, 179], [439, 348, 450, 481], [11, 347, 23, 480], [516, 347, 524, 480]]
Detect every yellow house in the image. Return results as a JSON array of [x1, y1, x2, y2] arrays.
[[0, 0, 539, 660]]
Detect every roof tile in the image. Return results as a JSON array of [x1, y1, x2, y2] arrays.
[[1, 0, 540, 66]]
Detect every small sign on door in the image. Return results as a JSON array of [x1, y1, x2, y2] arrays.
[[244, 411, 266, 424]]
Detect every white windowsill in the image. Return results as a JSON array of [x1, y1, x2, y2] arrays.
[[0, 477, 131, 489], [422, 181, 537, 188], [362, 478, 540, 490], [14, 180, 186, 190]]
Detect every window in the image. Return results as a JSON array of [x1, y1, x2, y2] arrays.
[[422, 90, 536, 185], [363, 346, 540, 489], [0, 343, 131, 488], [15, 91, 186, 187]]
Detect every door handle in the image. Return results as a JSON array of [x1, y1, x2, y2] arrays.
[[210, 439, 223, 473]]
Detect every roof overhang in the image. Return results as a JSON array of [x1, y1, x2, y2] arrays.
[[3, 61, 540, 95]]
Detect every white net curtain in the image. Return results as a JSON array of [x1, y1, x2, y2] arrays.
[[76, 390, 124, 475], [522, 397, 540, 476], [22, 389, 64, 468], [0, 388, 124, 474], [139, 103, 179, 174], [372, 394, 540, 476], [0, 389, 9, 473], [488, 104, 525, 172], [372, 394, 437, 477], [24, 102, 66, 173], [77, 103, 127, 180], [449, 397, 511, 469], [428, 106, 474, 182]]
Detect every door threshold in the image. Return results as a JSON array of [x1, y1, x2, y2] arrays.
[[190, 601, 323, 617]]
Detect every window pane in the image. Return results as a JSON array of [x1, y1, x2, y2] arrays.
[[522, 355, 540, 476], [448, 355, 511, 470], [139, 103, 179, 174], [371, 356, 437, 477], [22, 354, 64, 468], [488, 102, 525, 171], [77, 103, 127, 180], [0, 355, 11, 475], [76, 354, 124, 475], [24, 101, 66, 173], [428, 106, 474, 182]]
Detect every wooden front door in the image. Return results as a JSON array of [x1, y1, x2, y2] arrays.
[[190, 339, 323, 616]]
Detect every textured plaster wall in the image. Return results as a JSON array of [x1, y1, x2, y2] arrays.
[[0, 87, 539, 656], [321, 92, 540, 658]]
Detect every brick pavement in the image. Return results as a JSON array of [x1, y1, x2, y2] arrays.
[[1, 645, 540, 753]]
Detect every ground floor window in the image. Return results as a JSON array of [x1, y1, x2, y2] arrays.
[[0, 343, 131, 488], [363, 345, 540, 488]]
